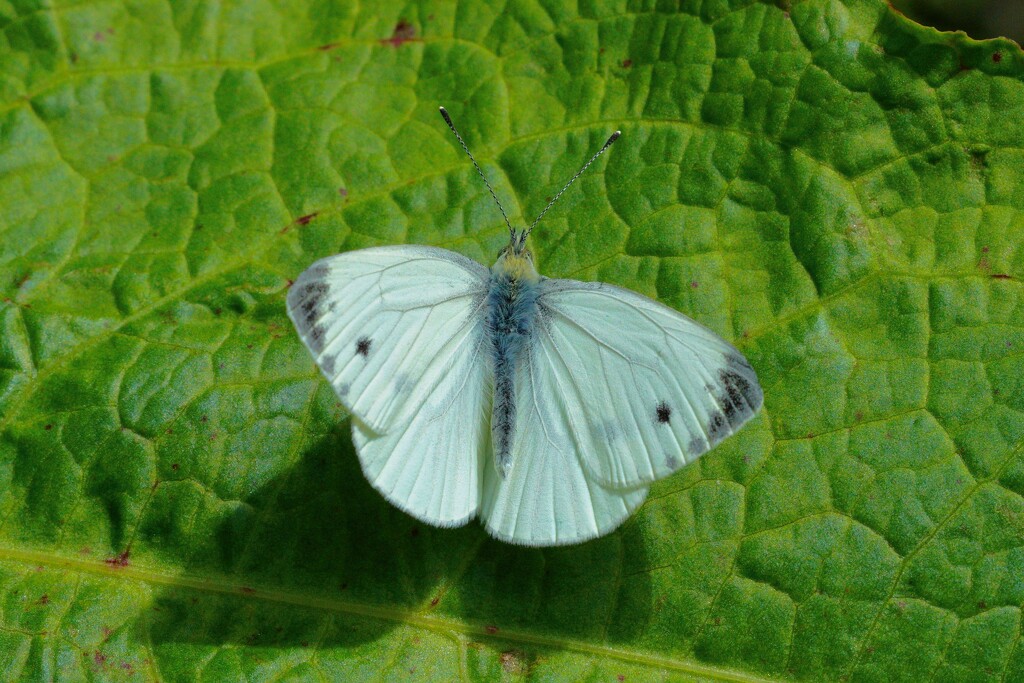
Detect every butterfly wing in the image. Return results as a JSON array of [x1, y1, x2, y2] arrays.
[[350, 328, 491, 526], [287, 245, 490, 433], [287, 245, 492, 525], [479, 344, 649, 545], [529, 278, 763, 490]]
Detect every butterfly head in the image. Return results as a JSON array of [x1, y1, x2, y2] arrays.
[[493, 230, 539, 282]]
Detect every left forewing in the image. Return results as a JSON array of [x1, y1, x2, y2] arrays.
[[286, 245, 490, 435]]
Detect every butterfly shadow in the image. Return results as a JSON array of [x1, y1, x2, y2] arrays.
[[145, 418, 654, 655]]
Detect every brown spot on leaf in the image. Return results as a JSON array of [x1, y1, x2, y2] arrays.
[[381, 19, 417, 47], [485, 625, 499, 634], [317, 42, 341, 51], [105, 549, 130, 568], [993, 52, 1003, 63], [621, 59, 632, 68], [296, 212, 318, 226], [240, 586, 256, 594], [992, 273, 1013, 280]]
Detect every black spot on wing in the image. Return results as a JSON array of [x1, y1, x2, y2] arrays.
[[699, 358, 761, 451], [708, 411, 727, 440], [321, 354, 336, 376], [296, 282, 330, 328], [309, 324, 327, 352], [721, 370, 750, 411], [656, 402, 672, 424], [302, 281, 329, 297], [301, 299, 319, 327], [356, 337, 372, 357], [717, 365, 762, 426]]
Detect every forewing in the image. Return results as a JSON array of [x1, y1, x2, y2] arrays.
[[533, 279, 763, 489], [286, 245, 489, 434], [480, 349, 648, 546]]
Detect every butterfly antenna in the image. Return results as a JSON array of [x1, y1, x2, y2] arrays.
[[439, 106, 515, 243], [523, 130, 621, 241]]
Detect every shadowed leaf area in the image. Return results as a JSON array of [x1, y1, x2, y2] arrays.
[[0, 1, 1022, 680]]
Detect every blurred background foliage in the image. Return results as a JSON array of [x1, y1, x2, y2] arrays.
[[892, 0, 1024, 43]]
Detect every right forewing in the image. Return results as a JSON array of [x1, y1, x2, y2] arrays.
[[532, 279, 763, 489]]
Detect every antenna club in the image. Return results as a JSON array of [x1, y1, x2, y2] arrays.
[[523, 127, 622, 237], [439, 105, 515, 240]]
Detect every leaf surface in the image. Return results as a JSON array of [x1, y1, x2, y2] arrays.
[[1, 1, 1023, 680]]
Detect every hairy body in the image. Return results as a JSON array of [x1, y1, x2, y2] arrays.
[[485, 249, 541, 476]]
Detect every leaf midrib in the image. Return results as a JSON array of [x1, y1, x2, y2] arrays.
[[0, 544, 775, 682]]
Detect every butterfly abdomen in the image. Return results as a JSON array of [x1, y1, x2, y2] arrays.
[[485, 271, 540, 476]]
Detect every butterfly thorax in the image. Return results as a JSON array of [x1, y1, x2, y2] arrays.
[[486, 250, 541, 477], [491, 246, 540, 283]]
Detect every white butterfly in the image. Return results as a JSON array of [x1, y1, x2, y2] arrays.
[[287, 108, 762, 546]]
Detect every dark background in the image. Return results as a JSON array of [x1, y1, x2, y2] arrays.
[[893, 0, 1024, 43]]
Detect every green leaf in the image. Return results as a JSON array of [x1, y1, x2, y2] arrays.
[[1, 1, 1022, 680]]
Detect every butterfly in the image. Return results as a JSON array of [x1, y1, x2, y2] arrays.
[[286, 107, 763, 546]]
